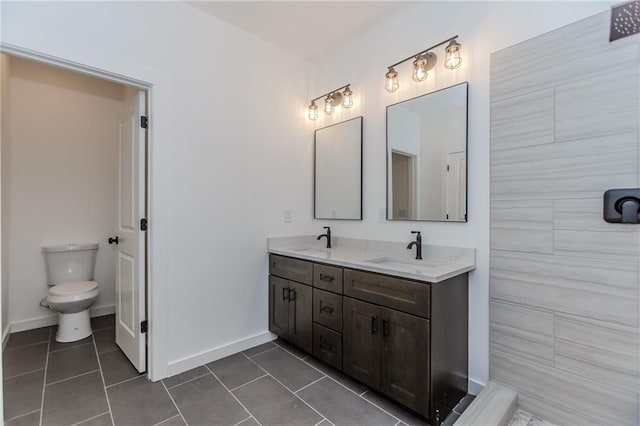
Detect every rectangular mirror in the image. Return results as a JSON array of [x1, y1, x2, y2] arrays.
[[315, 116, 363, 220], [386, 82, 468, 222]]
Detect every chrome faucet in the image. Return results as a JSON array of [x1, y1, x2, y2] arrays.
[[317, 226, 331, 249], [407, 231, 422, 260]]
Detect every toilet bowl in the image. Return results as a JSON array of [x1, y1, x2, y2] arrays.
[[47, 281, 99, 342], [42, 243, 100, 342]]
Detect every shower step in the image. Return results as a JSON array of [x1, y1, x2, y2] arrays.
[[454, 381, 517, 426]]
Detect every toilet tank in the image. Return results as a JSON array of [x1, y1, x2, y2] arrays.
[[42, 243, 99, 285]]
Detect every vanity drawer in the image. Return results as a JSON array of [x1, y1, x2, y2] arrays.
[[343, 269, 431, 318], [313, 263, 343, 294], [269, 254, 312, 285], [313, 323, 342, 371], [313, 288, 342, 332]]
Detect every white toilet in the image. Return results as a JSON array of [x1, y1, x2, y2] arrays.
[[42, 243, 100, 342]]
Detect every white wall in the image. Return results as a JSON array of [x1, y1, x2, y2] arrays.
[[1, 1, 314, 379], [3, 57, 122, 330], [308, 1, 614, 390]]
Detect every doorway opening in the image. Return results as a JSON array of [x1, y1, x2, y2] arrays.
[[391, 151, 417, 220], [1, 53, 150, 422]]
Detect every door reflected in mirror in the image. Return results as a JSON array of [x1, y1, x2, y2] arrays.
[[387, 82, 468, 222], [315, 116, 363, 220]]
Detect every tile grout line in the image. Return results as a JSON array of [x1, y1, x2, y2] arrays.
[[105, 373, 145, 389], [160, 380, 189, 426], [48, 341, 96, 354], [4, 340, 50, 351], [228, 373, 269, 392], [154, 414, 183, 426], [164, 371, 212, 390], [293, 375, 327, 394], [4, 408, 41, 422], [45, 369, 101, 387], [38, 326, 52, 426], [245, 345, 278, 358], [91, 332, 116, 426], [204, 364, 263, 426], [240, 352, 334, 426], [232, 415, 252, 426], [72, 410, 111, 426], [4, 367, 46, 381]]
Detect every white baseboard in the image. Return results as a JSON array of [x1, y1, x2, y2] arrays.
[[468, 377, 486, 395], [9, 304, 115, 333], [2, 324, 10, 350], [166, 331, 275, 378]]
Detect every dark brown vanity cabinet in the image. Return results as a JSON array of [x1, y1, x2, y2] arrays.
[[269, 254, 468, 424], [268, 256, 313, 353], [343, 297, 429, 416]]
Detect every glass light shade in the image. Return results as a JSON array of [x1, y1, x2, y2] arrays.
[[342, 87, 353, 108], [412, 56, 428, 82], [385, 68, 399, 93], [445, 40, 462, 69], [324, 96, 334, 115], [308, 102, 318, 120]]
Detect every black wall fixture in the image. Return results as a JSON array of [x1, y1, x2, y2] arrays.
[[603, 188, 640, 223], [610, 0, 639, 42]]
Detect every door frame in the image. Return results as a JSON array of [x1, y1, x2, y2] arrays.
[[0, 42, 166, 381]]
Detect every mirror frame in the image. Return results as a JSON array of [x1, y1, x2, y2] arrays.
[[385, 82, 469, 222], [314, 116, 364, 220]]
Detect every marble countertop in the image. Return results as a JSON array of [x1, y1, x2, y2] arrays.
[[268, 235, 475, 283]]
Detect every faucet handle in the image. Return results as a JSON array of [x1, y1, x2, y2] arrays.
[[411, 231, 421, 235], [324, 226, 331, 231]]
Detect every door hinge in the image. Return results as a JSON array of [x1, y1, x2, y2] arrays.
[[140, 116, 148, 129], [446, 164, 450, 172], [446, 214, 449, 219], [140, 218, 148, 231], [141, 320, 148, 333]]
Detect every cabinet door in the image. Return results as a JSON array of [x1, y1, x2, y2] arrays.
[[269, 276, 289, 339], [343, 297, 381, 390], [288, 281, 313, 353], [380, 308, 430, 417]]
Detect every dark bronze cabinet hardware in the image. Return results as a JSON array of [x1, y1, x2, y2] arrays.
[[319, 302, 334, 313], [371, 316, 378, 334], [382, 319, 390, 337], [108, 236, 119, 245], [319, 335, 334, 351], [319, 273, 335, 282]]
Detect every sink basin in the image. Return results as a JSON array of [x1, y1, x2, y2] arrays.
[[292, 247, 330, 256], [365, 257, 443, 272]]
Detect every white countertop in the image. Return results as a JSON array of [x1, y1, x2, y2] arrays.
[[268, 235, 475, 283]]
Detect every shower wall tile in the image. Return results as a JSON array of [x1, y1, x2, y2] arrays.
[[490, 200, 553, 254], [555, 314, 640, 392], [491, 10, 640, 424], [491, 132, 638, 200], [490, 88, 554, 152], [490, 250, 638, 326], [555, 67, 639, 142], [490, 349, 638, 425], [491, 12, 639, 102], [489, 300, 553, 365]]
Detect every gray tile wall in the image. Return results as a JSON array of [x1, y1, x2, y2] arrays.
[[490, 10, 640, 425]]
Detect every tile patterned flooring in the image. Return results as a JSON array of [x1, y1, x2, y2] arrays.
[[3, 316, 473, 425]]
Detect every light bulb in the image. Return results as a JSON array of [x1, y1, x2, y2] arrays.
[[412, 56, 428, 82], [324, 95, 334, 115], [385, 68, 399, 93], [308, 101, 318, 120], [445, 39, 462, 69], [342, 87, 353, 108]]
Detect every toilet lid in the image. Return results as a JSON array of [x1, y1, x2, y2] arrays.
[[49, 281, 98, 296]]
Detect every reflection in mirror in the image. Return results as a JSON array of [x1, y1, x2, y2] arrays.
[[387, 82, 468, 222], [315, 117, 363, 220]]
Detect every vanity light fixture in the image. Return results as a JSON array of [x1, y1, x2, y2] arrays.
[[307, 84, 353, 120], [385, 35, 462, 92]]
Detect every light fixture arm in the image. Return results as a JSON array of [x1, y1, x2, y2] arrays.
[[386, 35, 459, 70], [310, 84, 351, 103]]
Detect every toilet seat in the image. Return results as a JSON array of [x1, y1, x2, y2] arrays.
[[48, 281, 99, 303]]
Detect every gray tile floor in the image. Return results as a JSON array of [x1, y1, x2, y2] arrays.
[[3, 317, 473, 426]]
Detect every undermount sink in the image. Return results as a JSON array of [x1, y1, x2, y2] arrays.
[[365, 257, 443, 271], [292, 247, 329, 256]]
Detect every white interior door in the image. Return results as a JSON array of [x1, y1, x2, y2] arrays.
[[115, 88, 146, 372], [446, 151, 466, 221]]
